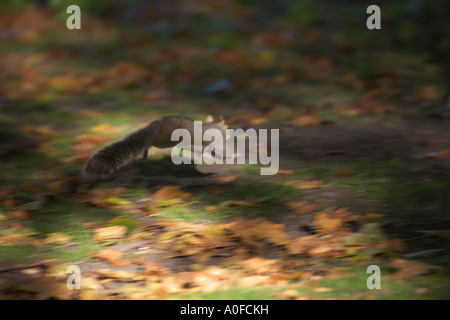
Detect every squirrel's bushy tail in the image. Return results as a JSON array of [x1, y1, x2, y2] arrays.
[[83, 119, 162, 178]]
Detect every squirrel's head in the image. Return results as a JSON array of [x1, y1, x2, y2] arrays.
[[204, 115, 229, 138]]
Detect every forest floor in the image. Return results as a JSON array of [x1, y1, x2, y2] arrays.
[[0, 2, 449, 299]]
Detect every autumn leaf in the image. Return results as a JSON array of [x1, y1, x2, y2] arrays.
[[93, 226, 127, 242], [277, 169, 295, 175], [95, 269, 138, 281], [96, 249, 132, 267], [8, 210, 33, 220], [293, 180, 323, 190], [387, 259, 444, 280], [89, 123, 121, 135], [104, 197, 133, 207], [285, 235, 317, 255], [285, 201, 318, 214], [214, 175, 237, 183], [314, 211, 343, 234], [291, 115, 325, 127], [153, 186, 192, 202], [44, 232, 73, 246]]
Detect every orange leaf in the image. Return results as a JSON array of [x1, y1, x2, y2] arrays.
[[285, 201, 318, 214], [293, 180, 323, 189], [96, 249, 132, 267], [387, 259, 443, 280], [93, 226, 127, 242], [277, 169, 295, 175], [291, 115, 324, 127], [153, 186, 192, 201], [314, 211, 343, 234]]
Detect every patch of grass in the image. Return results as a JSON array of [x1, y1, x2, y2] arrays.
[[0, 200, 127, 263], [181, 287, 277, 300], [311, 265, 450, 300], [154, 204, 212, 223]]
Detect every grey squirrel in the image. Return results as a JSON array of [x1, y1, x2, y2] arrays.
[[83, 115, 228, 178]]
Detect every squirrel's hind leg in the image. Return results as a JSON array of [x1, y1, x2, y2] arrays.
[[142, 149, 148, 160]]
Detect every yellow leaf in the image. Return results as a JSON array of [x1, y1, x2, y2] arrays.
[[93, 226, 127, 241], [104, 197, 133, 206], [157, 231, 180, 242], [44, 232, 73, 246]]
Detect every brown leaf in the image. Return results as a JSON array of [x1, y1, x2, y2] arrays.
[[96, 249, 132, 267], [154, 277, 183, 296], [214, 175, 237, 183], [93, 226, 127, 242], [277, 169, 295, 175], [387, 259, 443, 280], [8, 210, 33, 220], [293, 180, 323, 190], [153, 186, 192, 202], [44, 232, 73, 246], [142, 261, 171, 278], [95, 269, 137, 280], [274, 289, 301, 300], [314, 211, 343, 234], [285, 201, 318, 214], [285, 235, 317, 255], [291, 115, 325, 127]]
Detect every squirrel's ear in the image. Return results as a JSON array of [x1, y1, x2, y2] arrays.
[[206, 115, 214, 123], [219, 115, 225, 124]]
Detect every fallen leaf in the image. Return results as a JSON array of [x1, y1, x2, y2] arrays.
[[8, 210, 32, 220], [293, 180, 323, 190], [274, 289, 301, 299], [44, 232, 73, 246], [96, 249, 132, 267], [154, 277, 183, 296], [387, 259, 443, 280], [277, 169, 295, 175], [95, 269, 137, 280], [285, 201, 318, 214], [285, 235, 317, 255], [104, 197, 133, 207], [93, 226, 127, 242], [214, 175, 237, 183], [291, 115, 325, 127], [153, 186, 192, 201], [312, 287, 333, 293], [314, 211, 342, 234]]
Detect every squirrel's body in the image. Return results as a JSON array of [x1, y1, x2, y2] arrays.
[[83, 115, 227, 178]]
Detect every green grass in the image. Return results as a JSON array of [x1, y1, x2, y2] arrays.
[[181, 287, 277, 300], [0, 201, 127, 263], [311, 265, 450, 300]]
